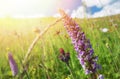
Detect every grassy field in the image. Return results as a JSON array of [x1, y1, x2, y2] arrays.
[[0, 15, 120, 79]]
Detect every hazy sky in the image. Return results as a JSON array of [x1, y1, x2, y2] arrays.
[[0, 0, 120, 18], [0, 0, 81, 17]]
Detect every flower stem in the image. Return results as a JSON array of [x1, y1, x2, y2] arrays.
[[66, 64, 75, 79], [91, 72, 97, 79]]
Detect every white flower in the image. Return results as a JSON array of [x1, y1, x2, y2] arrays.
[[98, 74, 104, 79], [100, 28, 108, 32]]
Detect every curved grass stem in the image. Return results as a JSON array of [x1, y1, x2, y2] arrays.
[[22, 16, 65, 65]]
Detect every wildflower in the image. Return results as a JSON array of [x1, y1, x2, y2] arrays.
[[113, 23, 118, 27], [100, 28, 108, 32], [59, 9, 102, 78], [33, 27, 41, 34], [6, 47, 10, 51], [98, 74, 104, 79], [54, 30, 61, 36], [59, 48, 70, 65], [8, 52, 18, 76], [11, 31, 20, 38], [64, 35, 69, 39], [109, 19, 114, 23]]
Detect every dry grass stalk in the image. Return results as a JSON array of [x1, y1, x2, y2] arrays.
[[23, 16, 65, 65]]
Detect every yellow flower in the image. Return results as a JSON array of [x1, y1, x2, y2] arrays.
[[6, 47, 10, 51]]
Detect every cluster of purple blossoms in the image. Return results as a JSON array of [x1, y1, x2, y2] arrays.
[[59, 48, 70, 65], [59, 9, 103, 79], [8, 52, 18, 76]]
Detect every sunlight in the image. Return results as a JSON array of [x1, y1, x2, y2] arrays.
[[0, 0, 57, 18]]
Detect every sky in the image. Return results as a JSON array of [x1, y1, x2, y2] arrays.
[[71, 0, 120, 18], [0, 0, 120, 18]]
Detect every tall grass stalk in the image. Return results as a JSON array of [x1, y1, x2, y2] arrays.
[[23, 17, 65, 65]]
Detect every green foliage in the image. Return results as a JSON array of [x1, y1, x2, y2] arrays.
[[0, 15, 120, 79]]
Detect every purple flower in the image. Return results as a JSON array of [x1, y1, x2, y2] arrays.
[[59, 48, 70, 65], [85, 69, 91, 75], [59, 9, 101, 75], [98, 74, 104, 79], [8, 52, 18, 76]]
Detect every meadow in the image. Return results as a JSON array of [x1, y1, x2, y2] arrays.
[[0, 14, 120, 79]]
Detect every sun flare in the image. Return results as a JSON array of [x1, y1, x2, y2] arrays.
[[0, 0, 57, 18]]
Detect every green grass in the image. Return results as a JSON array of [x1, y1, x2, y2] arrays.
[[0, 15, 120, 79]]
